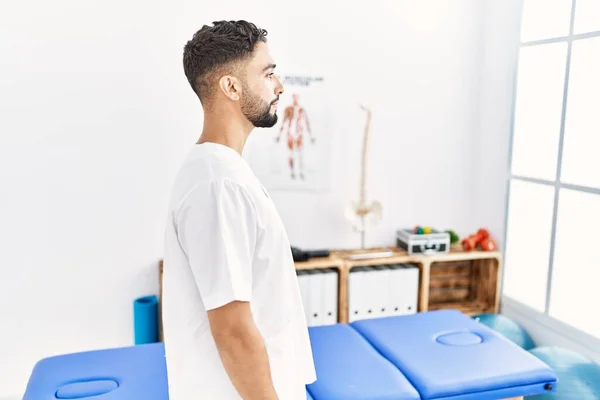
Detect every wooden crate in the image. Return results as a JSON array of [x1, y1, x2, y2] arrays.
[[293, 246, 502, 323], [427, 256, 500, 315]]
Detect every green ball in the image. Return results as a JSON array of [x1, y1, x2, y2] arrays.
[[446, 230, 460, 244], [417, 227, 424, 234]]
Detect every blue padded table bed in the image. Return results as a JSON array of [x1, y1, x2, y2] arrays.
[[23, 342, 169, 400], [22, 342, 313, 400], [23, 310, 557, 400], [351, 310, 557, 399], [309, 310, 557, 400]]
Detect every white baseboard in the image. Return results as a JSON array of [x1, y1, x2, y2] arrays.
[[501, 296, 600, 364]]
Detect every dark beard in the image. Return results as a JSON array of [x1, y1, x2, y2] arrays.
[[241, 87, 278, 128], [250, 108, 278, 128]]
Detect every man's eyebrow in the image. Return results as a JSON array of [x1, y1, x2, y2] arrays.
[[262, 63, 276, 72]]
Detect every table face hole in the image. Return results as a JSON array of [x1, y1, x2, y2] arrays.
[[55, 379, 119, 399], [435, 331, 483, 346]]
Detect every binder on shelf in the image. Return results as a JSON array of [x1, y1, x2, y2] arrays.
[[308, 269, 324, 326], [296, 268, 339, 327], [369, 266, 385, 319], [375, 265, 391, 318], [348, 266, 366, 322], [391, 264, 405, 316], [402, 263, 420, 315], [363, 266, 375, 319], [322, 268, 338, 325], [359, 266, 371, 320], [390, 264, 419, 316], [384, 264, 398, 316], [296, 270, 311, 323]]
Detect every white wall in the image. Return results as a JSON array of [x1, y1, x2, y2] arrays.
[[473, 0, 524, 251], [268, 1, 489, 250], [1, 0, 492, 396], [0, 0, 172, 396]]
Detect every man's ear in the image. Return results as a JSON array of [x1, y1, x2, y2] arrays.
[[218, 75, 242, 101]]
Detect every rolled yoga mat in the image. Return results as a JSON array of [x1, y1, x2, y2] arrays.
[[133, 295, 159, 344]]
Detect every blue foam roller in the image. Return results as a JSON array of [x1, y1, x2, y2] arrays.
[[527, 346, 600, 400], [134, 295, 159, 344], [473, 313, 536, 350]]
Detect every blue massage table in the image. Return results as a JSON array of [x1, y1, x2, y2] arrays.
[[309, 310, 557, 400], [23, 341, 168, 399], [23, 310, 557, 399]]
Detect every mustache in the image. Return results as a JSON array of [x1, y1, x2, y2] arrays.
[[271, 97, 279, 105]]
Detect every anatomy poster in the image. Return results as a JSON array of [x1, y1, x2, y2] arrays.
[[243, 74, 332, 192]]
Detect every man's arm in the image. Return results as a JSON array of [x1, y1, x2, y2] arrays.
[[175, 180, 274, 397], [208, 301, 279, 400]]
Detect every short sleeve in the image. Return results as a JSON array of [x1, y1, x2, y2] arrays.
[[175, 179, 257, 311]]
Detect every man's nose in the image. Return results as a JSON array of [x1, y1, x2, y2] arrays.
[[276, 76, 284, 95]]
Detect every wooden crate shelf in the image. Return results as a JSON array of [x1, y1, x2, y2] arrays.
[[158, 246, 502, 328], [287, 246, 502, 323], [427, 257, 500, 316]]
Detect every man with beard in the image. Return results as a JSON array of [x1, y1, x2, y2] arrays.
[[161, 20, 316, 400]]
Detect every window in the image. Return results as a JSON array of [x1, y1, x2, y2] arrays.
[[504, 0, 600, 340]]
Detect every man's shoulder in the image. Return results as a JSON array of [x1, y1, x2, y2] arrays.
[[184, 176, 254, 203], [170, 147, 262, 213], [176, 153, 254, 192]]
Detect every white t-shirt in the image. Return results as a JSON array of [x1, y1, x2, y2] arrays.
[[162, 142, 316, 400]]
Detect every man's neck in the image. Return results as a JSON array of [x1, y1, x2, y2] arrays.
[[198, 112, 253, 155]]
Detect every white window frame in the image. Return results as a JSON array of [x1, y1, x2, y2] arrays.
[[502, 0, 600, 360]]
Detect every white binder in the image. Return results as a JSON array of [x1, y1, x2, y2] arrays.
[[402, 264, 420, 315], [322, 269, 338, 325], [374, 265, 391, 318], [308, 269, 324, 326], [392, 264, 419, 315], [368, 266, 380, 319], [388, 264, 404, 316], [396, 264, 410, 315], [348, 267, 366, 322], [296, 270, 312, 323], [362, 266, 375, 319]]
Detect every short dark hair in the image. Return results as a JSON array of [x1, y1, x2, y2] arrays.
[[182, 20, 268, 104]]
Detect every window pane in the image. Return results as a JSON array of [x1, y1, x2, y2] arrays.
[[573, 0, 600, 34], [561, 37, 600, 189], [511, 43, 568, 181], [503, 179, 555, 312], [520, 0, 573, 42], [550, 188, 600, 339]]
